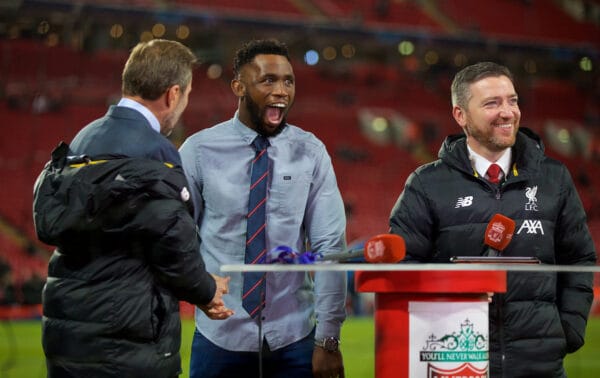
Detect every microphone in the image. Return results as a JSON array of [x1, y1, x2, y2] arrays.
[[483, 213, 515, 257], [319, 234, 406, 263], [267, 234, 406, 264], [451, 214, 538, 264]]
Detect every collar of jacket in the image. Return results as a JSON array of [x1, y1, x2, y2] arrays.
[[438, 127, 545, 182]]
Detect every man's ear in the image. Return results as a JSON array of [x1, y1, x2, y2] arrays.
[[231, 78, 245, 98], [452, 105, 467, 127], [166, 85, 180, 109]]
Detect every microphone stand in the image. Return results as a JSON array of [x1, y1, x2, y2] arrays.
[[257, 276, 265, 378]]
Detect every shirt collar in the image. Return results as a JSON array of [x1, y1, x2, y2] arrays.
[[467, 144, 512, 178], [117, 98, 161, 134]]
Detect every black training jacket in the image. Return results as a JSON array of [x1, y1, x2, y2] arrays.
[[33, 143, 216, 378], [390, 128, 596, 378]]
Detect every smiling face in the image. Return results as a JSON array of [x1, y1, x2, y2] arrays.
[[453, 75, 521, 161], [232, 54, 295, 137]]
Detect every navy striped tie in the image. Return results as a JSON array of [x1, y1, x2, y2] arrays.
[[242, 135, 269, 318]]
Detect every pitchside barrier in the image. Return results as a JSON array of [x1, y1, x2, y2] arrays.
[[221, 263, 600, 378]]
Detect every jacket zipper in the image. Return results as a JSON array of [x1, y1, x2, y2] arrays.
[[490, 181, 504, 376]]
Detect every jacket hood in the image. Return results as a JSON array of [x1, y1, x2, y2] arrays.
[[33, 142, 192, 247]]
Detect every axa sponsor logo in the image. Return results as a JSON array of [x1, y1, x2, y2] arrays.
[[525, 186, 538, 211], [517, 219, 545, 235], [455, 196, 473, 208]]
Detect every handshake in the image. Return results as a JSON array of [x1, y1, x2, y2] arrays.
[[199, 274, 234, 320]]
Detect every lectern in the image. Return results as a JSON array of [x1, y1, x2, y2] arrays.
[[356, 270, 506, 378]]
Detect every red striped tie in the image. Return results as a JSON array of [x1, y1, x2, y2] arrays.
[[242, 136, 269, 318]]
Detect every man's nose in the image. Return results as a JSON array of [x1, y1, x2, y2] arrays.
[[272, 81, 288, 96], [499, 102, 516, 118]]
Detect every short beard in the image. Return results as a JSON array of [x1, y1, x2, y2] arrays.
[[244, 95, 286, 137], [465, 123, 516, 152]]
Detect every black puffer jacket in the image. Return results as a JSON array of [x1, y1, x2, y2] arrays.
[[390, 128, 596, 378], [33, 143, 216, 378]]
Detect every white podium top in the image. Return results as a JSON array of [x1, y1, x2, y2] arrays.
[[220, 263, 600, 273]]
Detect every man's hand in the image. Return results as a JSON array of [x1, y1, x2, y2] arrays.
[[199, 274, 234, 320], [312, 347, 345, 378]]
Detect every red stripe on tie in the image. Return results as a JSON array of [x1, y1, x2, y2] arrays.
[[248, 248, 267, 265], [246, 224, 266, 245], [253, 149, 267, 163], [249, 171, 268, 191], [247, 299, 266, 317], [242, 276, 266, 299], [247, 198, 267, 218]]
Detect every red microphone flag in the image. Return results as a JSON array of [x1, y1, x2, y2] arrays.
[[484, 213, 516, 253], [364, 234, 406, 263]]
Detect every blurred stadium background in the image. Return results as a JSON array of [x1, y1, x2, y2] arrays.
[[0, 0, 599, 376]]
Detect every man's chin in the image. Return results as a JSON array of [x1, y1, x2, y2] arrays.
[[258, 121, 286, 137]]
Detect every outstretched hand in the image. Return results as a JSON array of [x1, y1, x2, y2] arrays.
[[199, 274, 234, 320]]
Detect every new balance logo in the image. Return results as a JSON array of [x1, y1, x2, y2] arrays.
[[455, 196, 473, 208], [517, 219, 545, 235]]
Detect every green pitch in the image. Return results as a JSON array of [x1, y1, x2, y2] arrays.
[[1, 317, 598, 377]]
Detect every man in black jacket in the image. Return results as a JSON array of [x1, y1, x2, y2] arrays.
[[389, 62, 596, 377], [33, 39, 233, 378]]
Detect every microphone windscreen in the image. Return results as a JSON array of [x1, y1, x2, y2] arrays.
[[364, 234, 406, 263], [484, 213, 516, 251]]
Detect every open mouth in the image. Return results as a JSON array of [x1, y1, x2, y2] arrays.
[[265, 103, 286, 126]]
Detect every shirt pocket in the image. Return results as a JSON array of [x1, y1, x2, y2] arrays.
[[269, 171, 311, 217], [202, 177, 247, 216]]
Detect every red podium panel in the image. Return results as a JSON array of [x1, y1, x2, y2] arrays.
[[356, 270, 506, 378]]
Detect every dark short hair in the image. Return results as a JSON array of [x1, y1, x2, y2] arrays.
[[122, 39, 197, 100], [233, 39, 290, 77], [451, 62, 515, 108]]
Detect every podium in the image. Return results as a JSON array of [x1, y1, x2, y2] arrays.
[[355, 270, 506, 378]]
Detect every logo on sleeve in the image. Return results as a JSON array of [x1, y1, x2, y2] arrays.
[[525, 186, 538, 211], [455, 196, 473, 208], [180, 186, 190, 202]]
